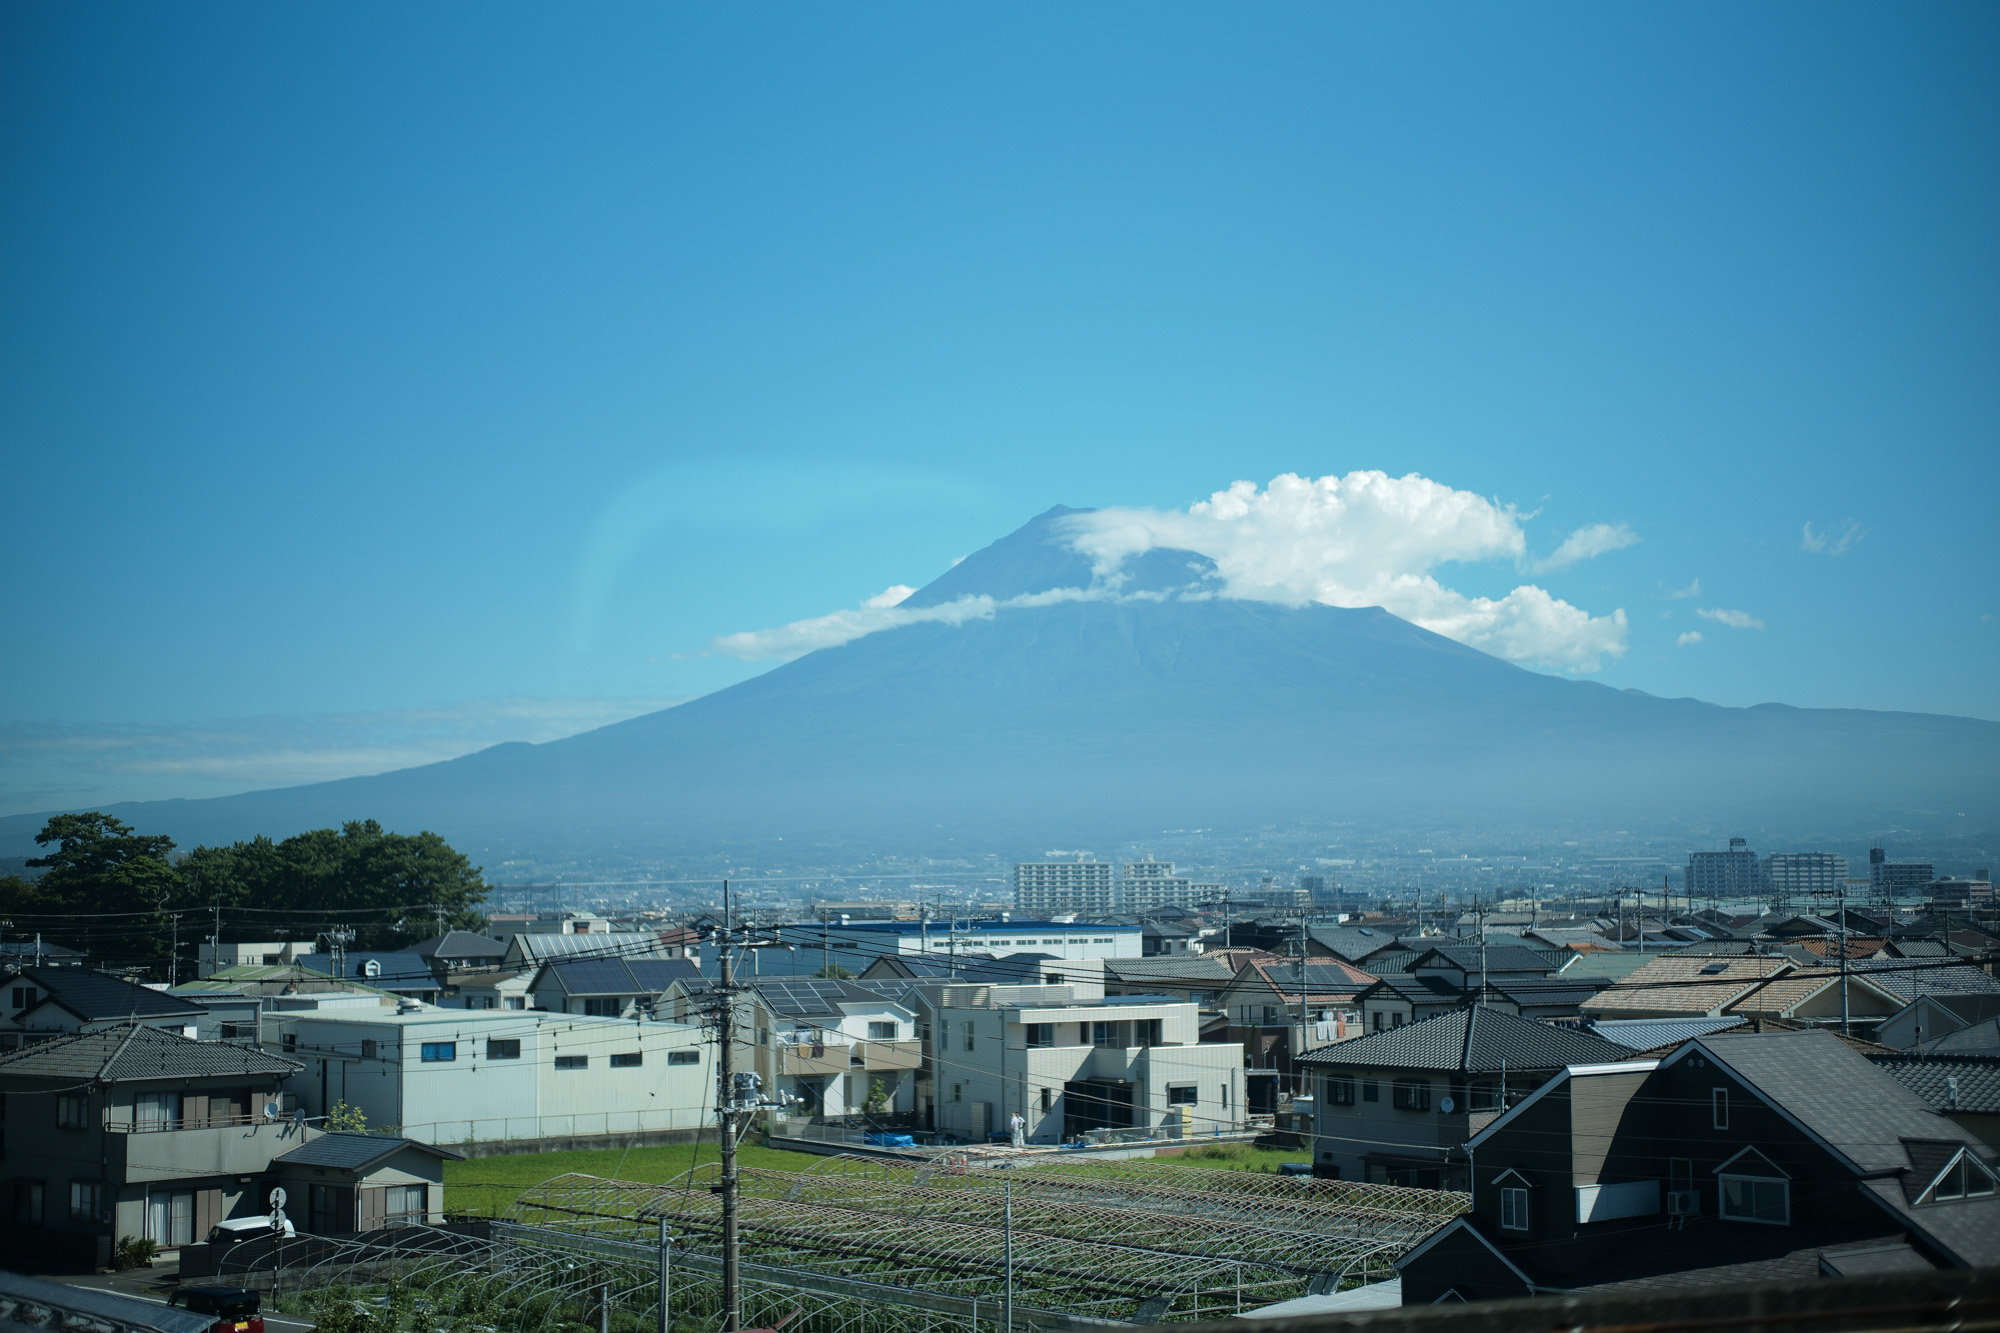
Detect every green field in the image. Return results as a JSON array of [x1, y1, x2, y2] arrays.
[[443, 1140, 824, 1218], [1151, 1142, 1315, 1172]]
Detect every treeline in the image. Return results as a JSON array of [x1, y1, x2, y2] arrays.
[[0, 812, 489, 974]]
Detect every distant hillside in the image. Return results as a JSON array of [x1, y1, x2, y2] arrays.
[[4, 506, 1995, 861]]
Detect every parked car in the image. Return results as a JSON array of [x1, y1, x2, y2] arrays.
[[168, 1286, 264, 1333], [204, 1215, 296, 1245]]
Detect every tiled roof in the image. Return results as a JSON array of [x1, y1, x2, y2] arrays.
[[413, 931, 507, 960], [1487, 977, 1609, 1005], [1411, 943, 1561, 975], [1869, 1053, 2000, 1115], [1727, 968, 1902, 1018], [1581, 955, 1792, 1016], [13, 968, 203, 1021], [1588, 1016, 1751, 1051], [0, 1024, 301, 1082], [1929, 1018, 2000, 1053], [543, 957, 699, 996], [509, 932, 668, 961], [1850, 959, 2000, 1001], [274, 1131, 462, 1170], [1100, 957, 1236, 985], [1298, 1005, 1634, 1074], [1306, 926, 1396, 963]]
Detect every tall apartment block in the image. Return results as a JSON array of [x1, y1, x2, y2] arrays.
[[1013, 860, 1117, 915], [1686, 837, 1764, 901], [1763, 852, 1849, 905], [1121, 858, 1201, 911], [1869, 847, 1936, 898]]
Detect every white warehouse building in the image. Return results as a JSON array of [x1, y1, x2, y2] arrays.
[[804, 919, 1141, 965], [271, 1006, 715, 1145]]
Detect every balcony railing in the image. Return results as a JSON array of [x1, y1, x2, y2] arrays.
[[105, 1111, 287, 1133]]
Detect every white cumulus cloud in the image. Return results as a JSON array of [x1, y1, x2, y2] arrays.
[[1531, 522, 1639, 573], [862, 585, 916, 609], [1677, 631, 1703, 647], [1697, 607, 1765, 630], [1061, 472, 1629, 672]]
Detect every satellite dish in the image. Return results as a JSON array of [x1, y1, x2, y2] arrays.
[[263, 1100, 281, 1119], [1439, 1096, 1456, 1115]]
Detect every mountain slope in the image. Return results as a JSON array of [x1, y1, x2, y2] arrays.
[[4, 507, 1995, 858]]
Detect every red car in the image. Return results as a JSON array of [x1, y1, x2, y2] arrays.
[[168, 1286, 264, 1333]]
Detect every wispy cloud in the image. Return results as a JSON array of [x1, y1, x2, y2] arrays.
[[710, 587, 1094, 661], [1529, 522, 1639, 573], [1663, 577, 1701, 600], [0, 697, 685, 817], [1677, 631, 1703, 647], [1697, 607, 1765, 631], [1801, 520, 1865, 556]]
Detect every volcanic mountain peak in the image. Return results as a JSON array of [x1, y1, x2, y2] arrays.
[[901, 504, 1219, 607]]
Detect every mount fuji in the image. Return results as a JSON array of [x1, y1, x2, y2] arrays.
[[5, 506, 1996, 861]]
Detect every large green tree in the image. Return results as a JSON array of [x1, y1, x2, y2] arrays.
[[174, 819, 489, 950], [22, 812, 180, 965]]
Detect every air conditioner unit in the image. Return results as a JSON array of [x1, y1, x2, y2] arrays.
[[1667, 1189, 1700, 1217]]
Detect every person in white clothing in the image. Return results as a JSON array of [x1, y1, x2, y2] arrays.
[[1008, 1111, 1026, 1148]]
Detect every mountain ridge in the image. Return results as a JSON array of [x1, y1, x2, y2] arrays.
[[2, 506, 1995, 860]]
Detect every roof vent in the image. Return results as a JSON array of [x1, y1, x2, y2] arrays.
[[397, 997, 422, 1014]]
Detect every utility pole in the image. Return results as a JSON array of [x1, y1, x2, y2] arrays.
[[1295, 917, 1309, 1094], [718, 879, 740, 1332], [1476, 897, 1488, 1008], [657, 1217, 671, 1333], [1838, 887, 1850, 1037], [169, 914, 179, 986]]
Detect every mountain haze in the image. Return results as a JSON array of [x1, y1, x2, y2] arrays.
[[6, 507, 1996, 860]]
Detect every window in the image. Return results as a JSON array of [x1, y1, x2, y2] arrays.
[[69, 1180, 103, 1223], [421, 1042, 457, 1063], [1924, 1152, 1998, 1203], [487, 1039, 521, 1060], [611, 1052, 643, 1068], [868, 1021, 897, 1040], [12, 1180, 44, 1226], [1719, 1173, 1788, 1225], [361, 1039, 379, 1059], [952, 1083, 963, 1102], [1362, 1080, 1379, 1103], [1091, 1021, 1121, 1047], [283, 1033, 298, 1053], [1262, 1005, 1279, 1025], [1139, 1018, 1162, 1047], [1039, 1087, 1052, 1112], [219, 1023, 242, 1040], [1711, 1088, 1729, 1130], [1326, 1076, 1356, 1106], [1025, 1023, 1053, 1048], [10, 985, 39, 1011], [1222, 1083, 1230, 1110], [584, 997, 622, 1017], [668, 1049, 701, 1065], [1391, 1014, 1403, 1028], [964, 1022, 975, 1052], [135, 1092, 182, 1130], [57, 1093, 88, 1130], [1168, 1085, 1198, 1105], [1371, 1012, 1383, 1032], [554, 1055, 588, 1071], [1469, 1082, 1502, 1113], [1392, 1080, 1432, 1112], [505, 997, 525, 1010], [1499, 1187, 1529, 1231], [389, 1183, 427, 1222]]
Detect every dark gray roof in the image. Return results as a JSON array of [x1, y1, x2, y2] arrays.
[[1693, 1029, 1982, 1177], [1411, 943, 1561, 974], [543, 956, 699, 996], [1100, 956, 1236, 985], [1929, 1017, 2000, 1053], [413, 930, 507, 960], [1306, 926, 1395, 963], [1298, 1005, 1634, 1074], [0, 1270, 216, 1333], [0, 1023, 301, 1082], [275, 1130, 464, 1170], [1851, 959, 2000, 1000], [1487, 977, 1610, 1005], [13, 968, 203, 1022], [863, 953, 1060, 983], [1869, 1053, 2000, 1115], [1588, 1016, 1750, 1051]]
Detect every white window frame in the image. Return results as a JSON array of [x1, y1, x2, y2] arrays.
[[1918, 1148, 1999, 1204], [1711, 1087, 1729, 1130], [1499, 1187, 1530, 1231]]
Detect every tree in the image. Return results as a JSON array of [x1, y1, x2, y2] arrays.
[[26, 813, 178, 966]]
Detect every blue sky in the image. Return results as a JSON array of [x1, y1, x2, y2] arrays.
[[2, 2, 1996, 814]]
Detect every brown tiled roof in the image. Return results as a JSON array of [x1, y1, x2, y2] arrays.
[[1580, 955, 1792, 1017]]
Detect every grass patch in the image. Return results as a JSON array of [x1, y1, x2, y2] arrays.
[[444, 1139, 824, 1218], [1154, 1142, 1314, 1173]]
